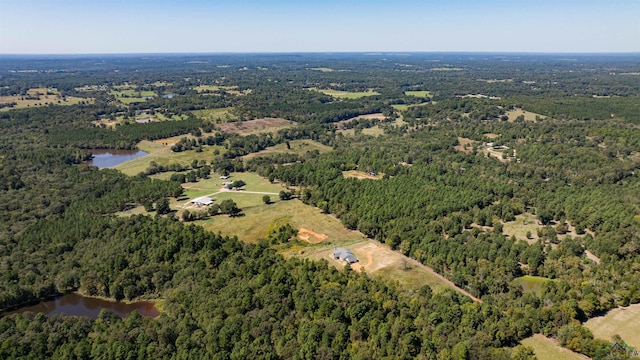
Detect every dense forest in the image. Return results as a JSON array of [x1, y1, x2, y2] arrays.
[[1, 53, 639, 359]]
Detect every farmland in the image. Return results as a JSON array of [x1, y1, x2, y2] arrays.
[[309, 87, 380, 99], [0, 88, 93, 111], [521, 335, 589, 360], [585, 304, 640, 349]]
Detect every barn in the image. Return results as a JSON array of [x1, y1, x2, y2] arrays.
[[333, 247, 358, 264], [191, 196, 214, 206]]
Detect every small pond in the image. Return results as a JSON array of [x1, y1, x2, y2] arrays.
[[3, 293, 159, 319], [88, 149, 147, 168]]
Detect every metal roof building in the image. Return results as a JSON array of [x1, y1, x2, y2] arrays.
[[333, 247, 358, 264], [191, 196, 214, 206]]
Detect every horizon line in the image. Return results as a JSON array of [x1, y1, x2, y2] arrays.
[[2, 51, 640, 57]]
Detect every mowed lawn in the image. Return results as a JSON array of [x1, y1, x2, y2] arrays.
[[114, 140, 225, 176], [521, 334, 589, 360], [585, 304, 640, 349]]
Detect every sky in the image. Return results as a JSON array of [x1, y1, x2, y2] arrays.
[[1, 0, 639, 54]]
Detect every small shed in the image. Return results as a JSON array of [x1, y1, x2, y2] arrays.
[[191, 196, 214, 206], [222, 181, 234, 189], [333, 247, 358, 264]]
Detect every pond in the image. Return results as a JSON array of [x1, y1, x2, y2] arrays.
[[3, 293, 159, 319], [88, 149, 147, 168]]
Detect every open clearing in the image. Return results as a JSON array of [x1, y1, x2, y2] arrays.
[[114, 140, 225, 176], [342, 170, 384, 180], [514, 276, 554, 295], [215, 118, 294, 135], [197, 194, 457, 293], [502, 213, 586, 244], [110, 89, 157, 104], [454, 137, 475, 153], [0, 88, 93, 111], [192, 107, 236, 122], [242, 139, 333, 159], [338, 127, 385, 137], [521, 334, 589, 360], [405, 90, 432, 98], [310, 88, 380, 99], [198, 199, 357, 244], [298, 228, 328, 244], [310, 67, 334, 72], [505, 108, 547, 122], [335, 113, 386, 128], [585, 304, 640, 348], [193, 85, 221, 92]]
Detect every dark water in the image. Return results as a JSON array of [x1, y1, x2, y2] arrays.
[[3, 293, 159, 319], [88, 149, 147, 168]]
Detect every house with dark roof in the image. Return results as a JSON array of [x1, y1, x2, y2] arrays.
[[333, 247, 358, 264]]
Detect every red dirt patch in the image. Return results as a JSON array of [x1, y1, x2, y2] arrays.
[[216, 118, 294, 135], [298, 228, 328, 244]]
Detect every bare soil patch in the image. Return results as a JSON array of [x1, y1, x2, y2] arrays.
[[455, 137, 474, 153], [216, 118, 293, 135], [298, 228, 328, 244], [483, 133, 500, 139], [342, 170, 383, 180], [349, 242, 396, 273]]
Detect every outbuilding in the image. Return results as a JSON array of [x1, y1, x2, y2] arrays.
[[333, 247, 358, 264], [191, 196, 214, 206]]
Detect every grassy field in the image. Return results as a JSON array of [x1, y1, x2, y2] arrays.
[[505, 108, 547, 122], [338, 127, 385, 137], [405, 90, 432, 98], [114, 140, 225, 176], [215, 118, 294, 135], [521, 334, 589, 360], [502, 212, 540, 243], [342, 170, 384, 180], [197, 196, 452, 292], [192, 107, 236, 122], [391, 102, 431, 111], [585, 304, 640, 349], [197, 199, 353, 244], [243, 139, 332, 159], [193, 85, 221, 92], [0, 88, 93, 111], [514, 276, 554, 295], [502, 212, 584, 244], [309, 88, 380, 99], [110, 89, 157, 104]]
